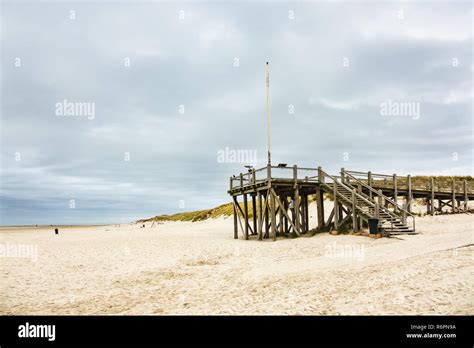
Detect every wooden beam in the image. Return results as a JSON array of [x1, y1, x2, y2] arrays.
[[233, 196, 238, 239], [351, 190, 358, 232], [252, 194, 257, 235], [333, 181, 339, 230], [393, 174, 398, 213], [243, 193, 249, 240], [368, 171, 373, 199], [270, 191, 276, 241], [279, 195, 284, 235], [257, 191, 263, 240], [464, 180, 468, 212], [270, 188, 299, 235], [452, 179, 456, 213], [407, 174, 412, 213], [293, 165, 300, 234], [264, 192, 269, 238], [316, 185, 325, 231], [430, 177, 435, 216]]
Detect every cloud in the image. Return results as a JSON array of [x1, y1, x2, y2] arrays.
[[1, 1, 472, 224]]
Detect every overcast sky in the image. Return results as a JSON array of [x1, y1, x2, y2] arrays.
[[1, 1, 472, 225]]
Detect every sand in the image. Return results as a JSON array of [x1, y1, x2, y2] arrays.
[[1, 204, 473, 315]]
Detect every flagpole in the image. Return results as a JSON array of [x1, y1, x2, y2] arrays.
[[266, 62, 271, 166]]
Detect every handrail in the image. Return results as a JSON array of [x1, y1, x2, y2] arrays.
[[343, 171, 415, 231], [344, 171, 415, 218], [319, 170, 376, 209]]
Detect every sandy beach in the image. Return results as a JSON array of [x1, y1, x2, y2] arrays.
[[1, 204, 473, 315]]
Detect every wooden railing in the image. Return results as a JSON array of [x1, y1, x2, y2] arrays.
[[342, 169, 415, 231], [230, 165, 319, 190]]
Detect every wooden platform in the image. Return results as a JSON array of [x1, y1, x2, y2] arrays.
[[228, 166, 473, 240]]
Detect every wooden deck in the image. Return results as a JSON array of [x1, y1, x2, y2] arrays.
[[228, 165, 473, 240]]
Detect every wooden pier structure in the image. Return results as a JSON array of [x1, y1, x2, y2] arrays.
[[228, 165, 474, 240]]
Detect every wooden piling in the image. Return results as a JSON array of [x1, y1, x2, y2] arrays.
[[293, 165, 300, 234], [452, 179, 456, 213], [252, 194, 257, 235], [333, 180, 339, 230], [270, 191, 276, 241], [257, 191, 263, 240], [407, 174, 412, 213], [430, 177, 435, 216], [243, 193, 249, 240], [351, 190, 357, 232], [464, 180, 468, 211], [393, 174, 398, 213]]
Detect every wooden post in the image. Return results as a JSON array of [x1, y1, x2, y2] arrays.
[[270, 191, 276, 241], [284, 196, 289, 233], [239, 173, 243, 188], [407, 174, 412, 213], [464, 180, 468, 212], [333, 180, 339, 230], [251, 168, 256, 184], [377, 189, 383, 207], [341, 168, 345, 184], [279, 195, 284, 235], [293, 165, 300, 234], [393, 174, 398, 213], [402, 203, 407, 224], [257, 191, 263, 240], [264, 192, 269, 238], [430, 177, 435, 216], [305, 194, 309, 232], [452, 179, 456, 213], [243, 193, 249, 240], [252, 194, 257, 235], [357, 184, 363, 228], [368, 171, 373, 199], [233, 196, 238, 239], [316, 186, 324, 231], [374, 203, 380, 219], [300, 194, 306, 234], [351, 190, 358, 232]]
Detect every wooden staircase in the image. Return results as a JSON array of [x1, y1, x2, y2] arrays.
[[318, 169, 416, 236]]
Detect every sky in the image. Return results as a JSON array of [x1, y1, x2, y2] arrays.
[[0, 1, 472, 225]]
